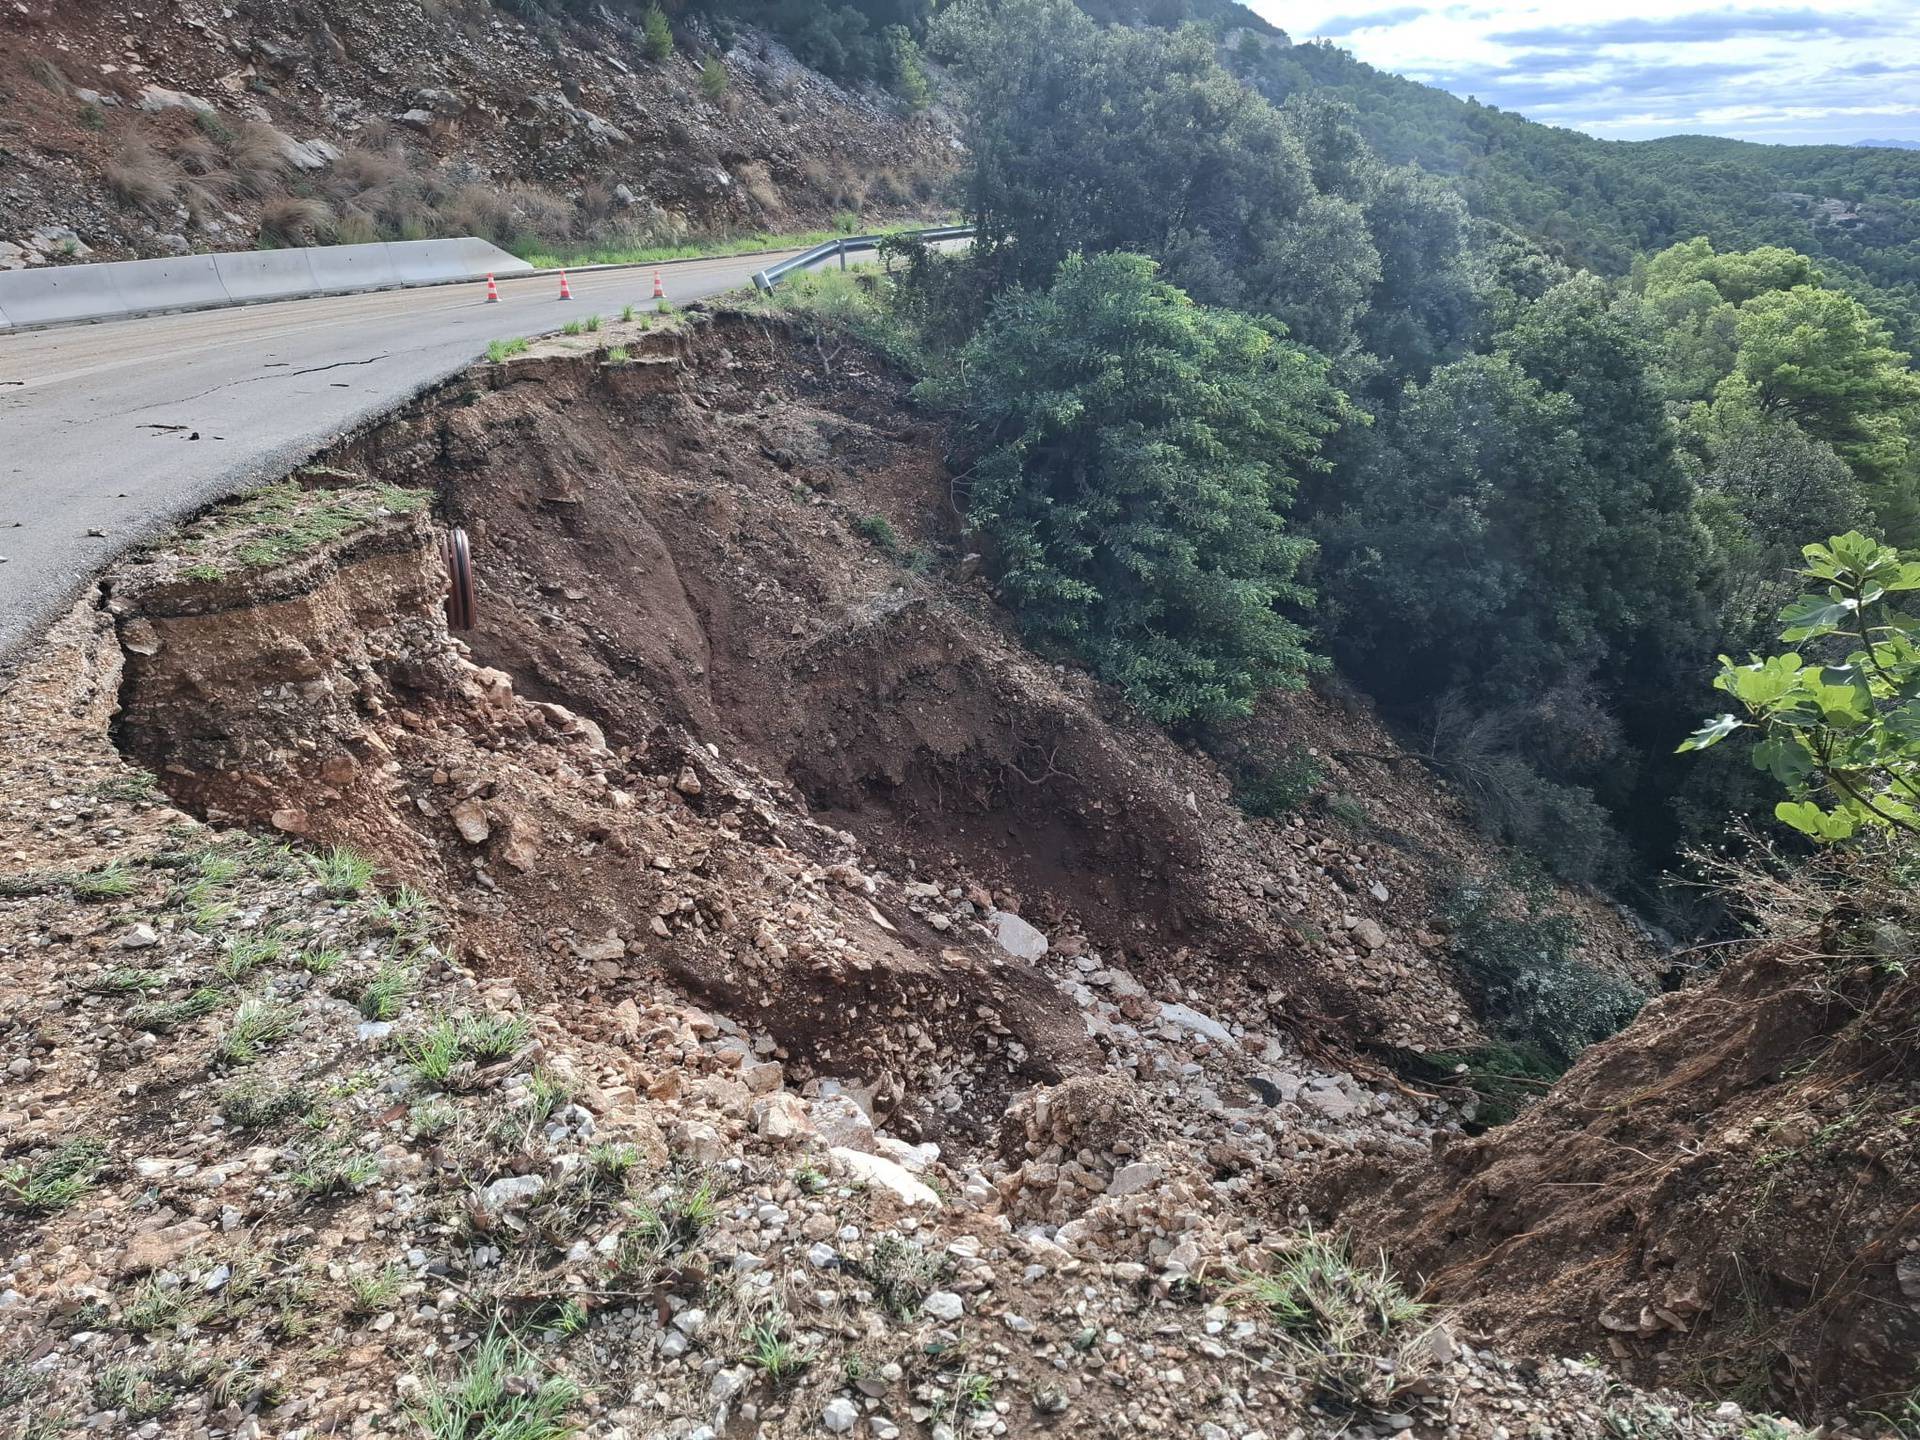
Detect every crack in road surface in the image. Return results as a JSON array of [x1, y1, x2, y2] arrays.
[[130, 353, 391, 413]]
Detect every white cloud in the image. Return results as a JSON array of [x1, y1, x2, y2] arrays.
[[1243, 0, 1920, 142]]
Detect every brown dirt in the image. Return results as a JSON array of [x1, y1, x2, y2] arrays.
[[1344, 893, 1920, 1422], [0, 306, 1841, 1440], [104, 310, 1663, 1108]]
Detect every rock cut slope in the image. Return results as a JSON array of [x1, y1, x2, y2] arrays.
[[0, 0, 953, 268]]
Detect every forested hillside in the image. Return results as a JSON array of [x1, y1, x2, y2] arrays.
[[1250, 41, 1920, 347], [687, 0, 1920, 344]]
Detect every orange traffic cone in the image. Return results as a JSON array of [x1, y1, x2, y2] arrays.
[[484, 274, 500, 303], [558, 269, 574, 301], [652, 269, 666, 301]]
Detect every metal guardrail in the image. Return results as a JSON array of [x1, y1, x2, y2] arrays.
[[751, 224, 975, 292]]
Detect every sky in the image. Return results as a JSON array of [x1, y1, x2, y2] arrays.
[[1244, 1, 1920, 144]]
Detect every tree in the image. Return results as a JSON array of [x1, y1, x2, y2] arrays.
[[918, 251, 1346, 725], [699, 56, 729, 99], [927, 0, 1391, 362], [1681, 532, 1920, 841], [1731, 285, 1920, 514], [641, 4, 674, 61]]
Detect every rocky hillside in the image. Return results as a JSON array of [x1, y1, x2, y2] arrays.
[[0, 304, 1813, 1438], [0, 0, 954, 269]]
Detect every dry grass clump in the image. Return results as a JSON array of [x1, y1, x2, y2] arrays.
[[258, 194, 333, 245], [107, 136, 182, 214]]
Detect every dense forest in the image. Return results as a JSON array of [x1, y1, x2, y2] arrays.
[[737, 0, 1920, 1071], [633, 0, 1920, 349]]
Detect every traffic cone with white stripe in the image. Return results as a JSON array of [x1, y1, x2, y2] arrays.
[[484, 274, 500, 303], [652, 269, 665, 301], [558, 269, 574, 301]]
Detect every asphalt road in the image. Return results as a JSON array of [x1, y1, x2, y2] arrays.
[[0, 249, 801, 671]]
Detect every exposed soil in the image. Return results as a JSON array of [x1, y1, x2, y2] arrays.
[[0, 0, 953, 267], [0, 305, 1849, 1438], [1346, 884, 1920, 1424]]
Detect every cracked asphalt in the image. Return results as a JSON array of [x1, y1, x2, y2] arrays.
[[0, 249, 801, 671]]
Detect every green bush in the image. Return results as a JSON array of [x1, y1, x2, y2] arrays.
[[699, 56, 729, 100], [1234, 745, 1324, 817], [641, 4, 673, 62], [1444, 868, 1644, 1068], [918, 251, 1345, 726], [1681, 531, 1920, 842]]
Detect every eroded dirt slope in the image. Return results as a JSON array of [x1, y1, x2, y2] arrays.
[[1347, 863, 1920, 1423], [0, 307, 1823, 1436]]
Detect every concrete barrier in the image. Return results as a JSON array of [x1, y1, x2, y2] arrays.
[[0, 261, 137, 327], [304, 242, 404, 293], [116, 254, 230, 313], [391, 237, 534, 284], [0, 237, 531, 330], [213, 248, 322, 304]]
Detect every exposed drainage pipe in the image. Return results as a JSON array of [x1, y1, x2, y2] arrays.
[[443, 527, 476, 631]]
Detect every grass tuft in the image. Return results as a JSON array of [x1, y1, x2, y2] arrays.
[[214, 996, 296, 1067], [407, 1333, 578, 1440], [1, 1138, 108, 1214]]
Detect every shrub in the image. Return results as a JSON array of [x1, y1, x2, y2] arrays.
[[1681, 531, 1920, 842], [699, 56, 729, 100], [1234, 745, 1324, 817], [641, 4, 673, 62], [885, 25, 932, 111], [1444, 868, 1643, 1068], [918, 252, 1344, 727], [106, 137, 180, 214]]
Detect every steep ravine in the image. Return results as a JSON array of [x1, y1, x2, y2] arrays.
[[12, 305, 1839, 1434]]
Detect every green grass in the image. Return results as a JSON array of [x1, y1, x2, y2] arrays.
[[743, 1311, 808, 1383], [358, 958, 417, 1020], [289, 1140, 380, 1198], [348, 1263, 408, 1316], [486, 337, 531, 364], [300, 944, 345, 977], [94, 1362, 175, 1420], [403, 1012, 530, 1086], [214, 997, 295, 1067], [215, 932, 284, 984], [852, 513, 901, 553], [561, 320, 584, 337], [90, 966, 166, 995], [128, 985, 225, 1032], [313, 844, 375, 898], [69, 861, 138, 900], [604, 346, 631, 364], [620, 304, 636, 323], [206, 481, 427, 571], [407, 1333, 579, 1440], [1224, 1233, 1432, 1412], [220, 1076, 313, 1129], [0, 1138, 108, 1214], [584, 313, 602, 333]]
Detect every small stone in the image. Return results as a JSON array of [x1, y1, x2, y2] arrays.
[[921, 1290, 964, 1322], [822, 1397, 860, 1432], [450, 799, 491, 844], [120, 923, 160, 950], [1105, 1162, 1165, 1197]]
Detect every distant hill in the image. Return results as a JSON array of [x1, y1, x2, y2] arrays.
[[1856, 138, 1920, 150], [1234, 40, 1920, 347]]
